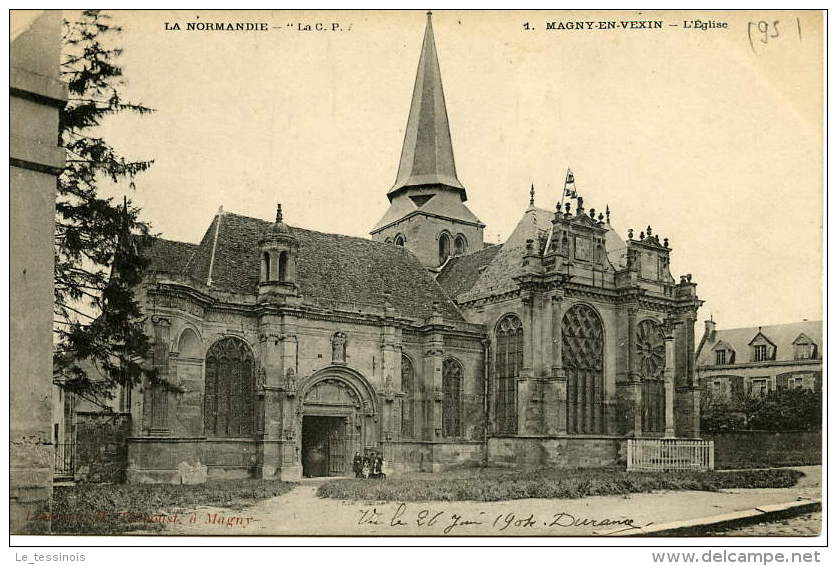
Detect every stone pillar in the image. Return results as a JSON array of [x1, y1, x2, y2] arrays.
[[11, 10, 66, 533], [625, 305, 642, 436], [663, 331, 676, 438], [518, 292, 535, 435], [546, 292, 567, 435], [273, 316, 301, 480], [422, 309, 445, 443]]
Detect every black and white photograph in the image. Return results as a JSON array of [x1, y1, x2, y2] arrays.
[[8, 6, 825, 551]]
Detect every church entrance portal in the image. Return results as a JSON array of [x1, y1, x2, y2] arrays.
[[301, 416, 347, 477]]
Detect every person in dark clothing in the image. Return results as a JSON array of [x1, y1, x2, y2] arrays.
[[373, 453, 384, 478], [352, 451, 362, 478]]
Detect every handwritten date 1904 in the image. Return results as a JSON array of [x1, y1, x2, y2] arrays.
[[358, 503, 646, 535]]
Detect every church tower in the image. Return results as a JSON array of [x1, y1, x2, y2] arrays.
[[370, 12, 485, 268]]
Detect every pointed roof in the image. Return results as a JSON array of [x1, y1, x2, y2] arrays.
[[389, 12, 466, 202]]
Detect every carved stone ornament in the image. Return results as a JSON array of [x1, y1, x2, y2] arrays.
[[331, 332, 347, 363], [383, 373, 395, 402], [257, 366, 267, 390], [285, 367, 297, 397]]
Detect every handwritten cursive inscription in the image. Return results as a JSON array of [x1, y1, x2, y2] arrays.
[[357, 503, 648, 535]]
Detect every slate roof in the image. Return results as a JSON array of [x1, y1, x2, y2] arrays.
[[436, 244, 502, 299], [145, 237, 197, 276], [145, 211, 464, 322], [696, 320, 823, 366]]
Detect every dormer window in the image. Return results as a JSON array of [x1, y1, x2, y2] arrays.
[[711, 341, 735, 365], [792, 333, 817, 360], [748, 330, 776, 362], [394, 234, 405, 247]]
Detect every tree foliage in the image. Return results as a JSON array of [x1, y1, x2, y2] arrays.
[[701, 385, 821, 433], [53, 10, 157, 405]]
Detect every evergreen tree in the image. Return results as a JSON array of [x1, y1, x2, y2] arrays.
[[53, 10, 157, 405]]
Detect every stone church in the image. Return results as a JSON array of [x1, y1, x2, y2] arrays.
[[128, 13, 703, 482]]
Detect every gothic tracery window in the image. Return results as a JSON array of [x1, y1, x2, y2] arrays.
[[562, 304, 604, 434], [204, 337, 255, 438], [495, 314, 522, 434], [442, 358, 462, 438], [636, 319, 666, 433], [400, 355, 415, 439]]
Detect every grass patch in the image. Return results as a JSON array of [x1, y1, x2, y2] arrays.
[[317, 467, 803, 503], [51, 479, 295, 535]]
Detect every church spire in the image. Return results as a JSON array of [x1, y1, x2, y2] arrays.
[[388, 11, 466, 202]]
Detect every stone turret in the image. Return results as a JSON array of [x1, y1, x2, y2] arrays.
[[258, 203, 299, 302]]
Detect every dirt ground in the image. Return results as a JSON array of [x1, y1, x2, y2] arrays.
[[155, 466, 821, 537]]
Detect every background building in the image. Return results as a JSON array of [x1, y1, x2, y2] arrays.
[[696, 319, 823, 403]]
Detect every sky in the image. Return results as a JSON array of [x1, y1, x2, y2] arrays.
[[92, 9, 823, 330]]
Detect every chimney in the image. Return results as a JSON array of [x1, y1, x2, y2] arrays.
[[704, 319, 716, 339]]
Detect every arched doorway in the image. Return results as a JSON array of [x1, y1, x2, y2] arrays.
[[298, 368, 377, 477]]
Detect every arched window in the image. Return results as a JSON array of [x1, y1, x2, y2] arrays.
[[261, 252, 271, 281], [394, 234, 405, 247], [177, 327, 202, 358], [277, 251, 288, 282], [442, 359, 462, 438], [562, 304, 605, 434], [400, 355, 415, 439], [454, 235, 467, 256], [438, 232, 451, 265], [204, 337, 255, 437], [637, 319, 666, 433], [495, 314, 522, 434]]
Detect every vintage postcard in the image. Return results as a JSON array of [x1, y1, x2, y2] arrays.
[[10, 8, 823, 543]]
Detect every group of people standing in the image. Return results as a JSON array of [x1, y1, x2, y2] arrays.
[[352, 450, 385, 479]]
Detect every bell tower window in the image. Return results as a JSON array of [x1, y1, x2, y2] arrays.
[[438, 232, 451, 265], [454, 235, 466, 255]]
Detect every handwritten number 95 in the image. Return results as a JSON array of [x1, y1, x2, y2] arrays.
[[748, 18, 802, 54]]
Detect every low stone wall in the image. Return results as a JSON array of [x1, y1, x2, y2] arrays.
[[385, 441, 484, 474], [126, 437, 260, 483], [704, 431, 822, 469], [487, 436, 625, 468]]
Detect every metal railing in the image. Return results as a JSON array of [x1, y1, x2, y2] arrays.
[[54, 442, 75, 479], [626, 438, 714, 471]]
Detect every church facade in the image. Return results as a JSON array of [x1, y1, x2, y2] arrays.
[[126, 13, 703, 482]]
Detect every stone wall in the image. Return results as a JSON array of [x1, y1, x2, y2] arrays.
[[487, 436, 624, 468], [704, 431, 821, 470]]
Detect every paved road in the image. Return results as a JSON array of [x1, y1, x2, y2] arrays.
[[159, 466, 821, 537], [706, 512, 821, 537]]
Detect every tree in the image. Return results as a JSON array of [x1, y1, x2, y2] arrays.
[[53, 10, 157, 406], [745, 388, 822, 432]]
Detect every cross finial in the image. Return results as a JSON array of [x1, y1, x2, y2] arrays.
[[529, 183, 535, 207], [276, 203, 283, 224], [606, 204, 611, 223], [427, 10, 432, 17]]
